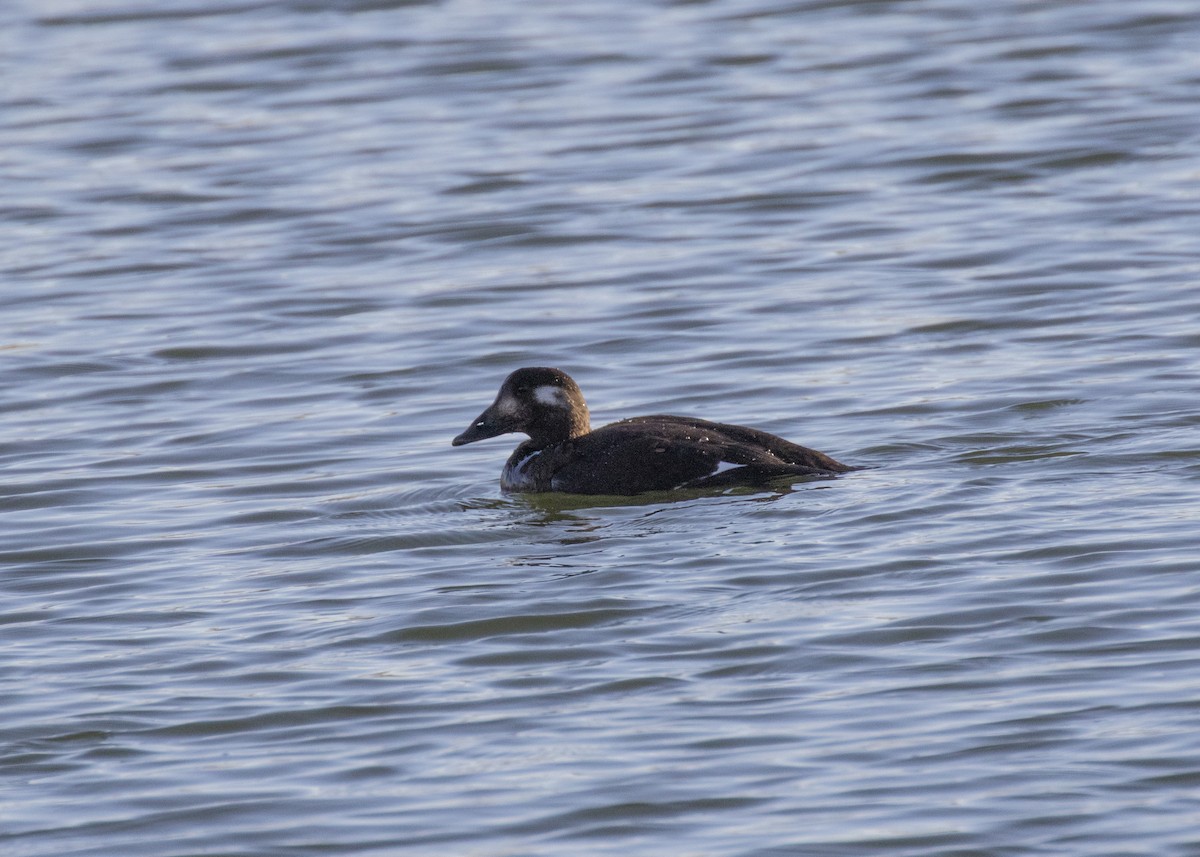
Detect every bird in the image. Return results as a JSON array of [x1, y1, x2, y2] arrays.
[[452, 367, 856, 495]]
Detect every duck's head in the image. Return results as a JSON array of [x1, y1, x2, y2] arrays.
[[452, 367, 591, 448]]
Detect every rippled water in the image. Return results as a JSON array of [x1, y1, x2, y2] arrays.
[[4, 0, 1200, 854]]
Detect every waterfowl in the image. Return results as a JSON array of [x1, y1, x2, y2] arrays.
[[452, 367, 855, 495]]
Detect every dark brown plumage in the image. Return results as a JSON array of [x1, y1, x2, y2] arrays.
[[453, 368, 855, 495]]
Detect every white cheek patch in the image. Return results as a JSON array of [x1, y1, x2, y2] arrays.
[[533, 385, 568, 407], [494, 394, 521, 417]]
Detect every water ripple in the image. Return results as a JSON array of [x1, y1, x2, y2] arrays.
[[3, 0, 1200, 855]]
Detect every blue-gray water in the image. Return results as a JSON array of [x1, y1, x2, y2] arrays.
[[3, 1, 1200, 854]]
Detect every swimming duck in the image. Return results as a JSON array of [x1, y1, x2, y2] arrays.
[[452, 367, 855, 495]]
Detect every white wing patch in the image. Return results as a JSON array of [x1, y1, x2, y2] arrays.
[[534, 385, 567, 407]]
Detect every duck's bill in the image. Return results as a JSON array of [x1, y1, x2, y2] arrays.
[[452, 405, 514, 446]]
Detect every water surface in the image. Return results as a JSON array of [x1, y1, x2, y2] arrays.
[[3, 1, 1200, 855]]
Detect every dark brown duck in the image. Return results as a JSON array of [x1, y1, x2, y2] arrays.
[[453, 367, 856, 495]]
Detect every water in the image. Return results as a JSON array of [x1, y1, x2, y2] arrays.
[[3, 0, 1200, 854]]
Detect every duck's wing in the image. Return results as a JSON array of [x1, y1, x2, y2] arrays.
[[641, 416, 854, 473], [546, 420, 728, 494], [548, 416, 846, 495]]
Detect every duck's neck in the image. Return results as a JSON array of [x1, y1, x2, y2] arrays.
[[527, 406, 590, 447]]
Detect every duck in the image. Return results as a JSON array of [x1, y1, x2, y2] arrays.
[[452, 367, 856, 495]]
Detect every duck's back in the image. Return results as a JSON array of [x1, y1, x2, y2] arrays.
[[547, 415, 852, 495]]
